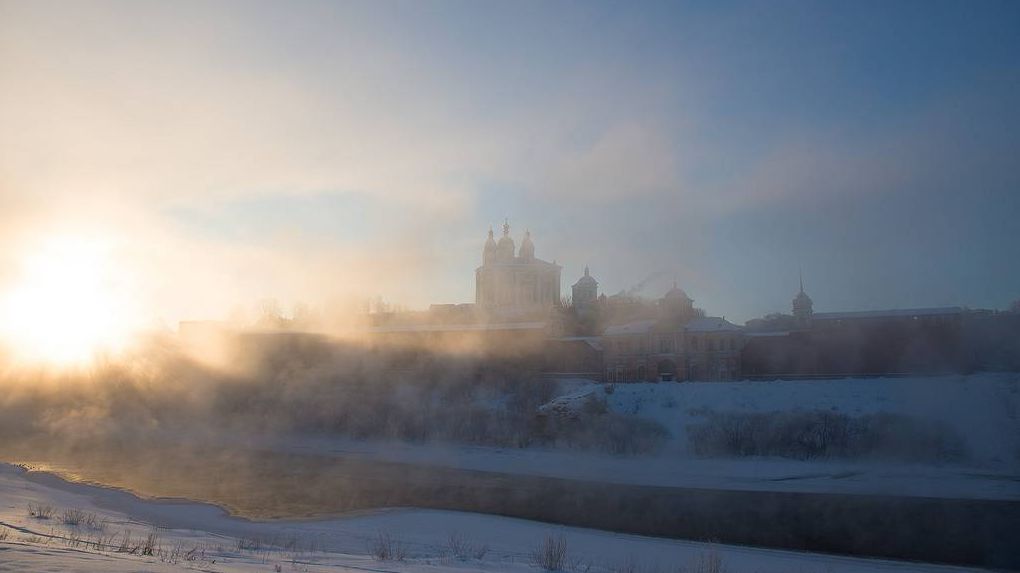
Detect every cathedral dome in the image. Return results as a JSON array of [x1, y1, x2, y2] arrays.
[[573, 265, 598, 287], [663, 282, 692, 301], [494, 219, 516, 261]]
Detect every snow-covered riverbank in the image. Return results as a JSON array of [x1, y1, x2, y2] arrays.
[[207, 373, 1020, 502], [0, 462, 992, 573]]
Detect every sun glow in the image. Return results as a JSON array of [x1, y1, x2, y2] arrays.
[[0, 235, 140, 367]]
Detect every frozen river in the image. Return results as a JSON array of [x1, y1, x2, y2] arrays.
[[2, 442, 1018, 569]]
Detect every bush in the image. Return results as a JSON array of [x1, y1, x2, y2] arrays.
[[444, 532, 488, 560], [687, 410, 968, 462], [531, 534, 568, 571], [683, 549, 726, 573], [141, 529, 160, 556], [61, 508, 104, 530], [368, 530, 406, 561], [27, 503, 54, 520], [538, 411, 669, 455]]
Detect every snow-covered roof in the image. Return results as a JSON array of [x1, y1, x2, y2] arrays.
[[813, 307, 963, 321], [366, 321, 547, 333], [603, 319, 658, 336], [684, 317, 742, 333], [663, 284, 692, 301], [604, 317, 743, 336], [477, 257, 561, 270]]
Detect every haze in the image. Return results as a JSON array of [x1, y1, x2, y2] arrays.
[[2, 0, 1017, 345]]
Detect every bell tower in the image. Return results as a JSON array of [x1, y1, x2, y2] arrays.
[[792, 270, 813, 327]]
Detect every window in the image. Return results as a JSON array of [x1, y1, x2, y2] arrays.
[[691, 336, 699, 350], [660, 338, 671, 353]]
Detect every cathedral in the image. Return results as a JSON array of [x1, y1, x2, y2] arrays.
[[476, 221, 561, 319]]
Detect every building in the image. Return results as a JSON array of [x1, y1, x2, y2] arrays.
[[476, 221, 562, 320], [742, 280, 972, 377], [571, 266, 599, 306], [792, 274, 813, 328], [601, 285, 744, 382]]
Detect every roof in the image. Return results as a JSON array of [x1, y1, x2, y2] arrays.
[[366, 321, 547, 333], [813, 307, 964, 321], [745, 330, 793, 337], [603, 317, 743, 336], [684, 317, 742, 333], [603, 319, 658, 336], [663, 284, 691, 300], [550, 336, 604, 351], [477, 257, 561, 270]]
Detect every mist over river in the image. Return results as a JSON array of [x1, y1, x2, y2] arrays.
[[2, 440, 1017, 569]]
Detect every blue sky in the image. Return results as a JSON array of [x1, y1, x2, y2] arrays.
[[1, 0, 1018, 323]]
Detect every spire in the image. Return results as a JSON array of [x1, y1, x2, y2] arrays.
[[502, 218, 510, 236], [519, 227, 535, 260], [793, 266, 813, 324], [584, 265, 590, 277], [483, 225, 498, 264]]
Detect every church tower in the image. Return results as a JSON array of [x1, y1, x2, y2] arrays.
[[792, 272, 813, 327], [661, 282, 695, 323], [475, 222, 561, 319], [572, 265, 598, 305], [519, 229, 535, 261], [482, 227, 497, 265], [495, 219, 515, 262]]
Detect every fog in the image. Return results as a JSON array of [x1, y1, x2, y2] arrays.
[[1, 3, 1018, 570], [3, 1, 1019, 326]]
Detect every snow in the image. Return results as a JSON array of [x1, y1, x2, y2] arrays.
[[2, 374, 1016, 571], [553, 373, 1020, 464], [0, 462, 992, 573], [603, 320, 658, 336], [602, 317, 741, 335], [683, 317, 742, 332], [812, 307, 963, 320], [171, 373, 1019, 502]]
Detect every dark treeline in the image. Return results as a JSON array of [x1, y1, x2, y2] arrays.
[[0, 332, 667, 455]]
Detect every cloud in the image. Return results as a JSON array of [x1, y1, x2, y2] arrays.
[[538, 122, 681, 202]]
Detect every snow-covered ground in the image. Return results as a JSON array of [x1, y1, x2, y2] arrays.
[[0, 463, 993, 573], [548, 374, 1020, 463], [226, 373, 1020, 501]]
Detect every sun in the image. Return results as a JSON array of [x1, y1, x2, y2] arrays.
[[0, 235, 139, 367]]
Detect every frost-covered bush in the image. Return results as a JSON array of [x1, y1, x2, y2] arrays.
[[368, 530, 406, 561], [687, 410, 968, 462], [537, 409, 669, 455], [531, 534, 568, 571]]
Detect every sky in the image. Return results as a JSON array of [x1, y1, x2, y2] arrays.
[[1, 0, 1019, 326]]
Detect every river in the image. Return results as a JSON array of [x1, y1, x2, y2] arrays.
[[2, 441, 1017, 570]]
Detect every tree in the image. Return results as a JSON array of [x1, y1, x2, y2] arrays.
[[255, 298, 284, 328]]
